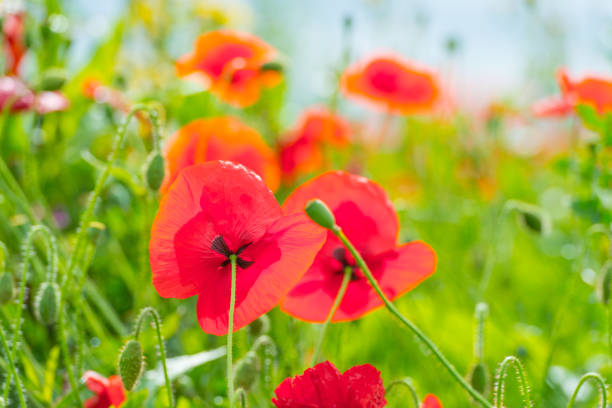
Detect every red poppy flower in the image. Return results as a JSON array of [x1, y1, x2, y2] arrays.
[[340, 54, 440, 115], [280, 108, 351, 183], [421, 394, 443, 408], [161, 117, 280, 194], [82, 78, 130, 113], [175, 30, 282, 107], [272, 361, 386, 408], [281, 171, 436, 322], [531, 96, 574, 118], [2, 12, 27, 75], [149, 161, 326, 335], [83, 371, 126, 408], [558, 68, 612, 115]]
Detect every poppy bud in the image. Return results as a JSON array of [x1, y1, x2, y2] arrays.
[[507, 200, 551, 235], [40, 68, 67, 91], [118, 339, 145, 391], [35, 282, 60, 325], [600, 261, 612, 305], [145, 153, 165, 191], [233, 351, 260, 391], [248, 315, 270, 337], [0, 272, 14, 305], [260, 61, 283, 74], [468, 362, 490, 396], [305, 199, 336, 230]]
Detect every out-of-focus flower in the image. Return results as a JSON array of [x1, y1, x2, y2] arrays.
[[161, 117, 280, 193], [340, 54, 440, 115], [82, 78, 131, 113], [0, 76, 69, 114], [281, 171, 436, 323], [272, 361, 386, 408], [175, 30, 282, 107], [83, 371, 126, 408], [280, 107, 351, 183], [421, 394, 443, 408], [149, 161, 325, 335], [2, 12, 27, 75], [531, 96, 574, 118]]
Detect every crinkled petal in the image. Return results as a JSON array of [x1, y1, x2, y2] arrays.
[[343, 364, 387, 408], [272, 361, 346, 407]]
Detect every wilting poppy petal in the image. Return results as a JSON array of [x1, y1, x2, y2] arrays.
[[281, 171, 436, 322], [161, 117, 280, 193], [341, 54, 440, 115], [176, 30, 281, 107], [83, 371, 126, 408], [150, 161, 325, 335], [272, 361, 386, 408], [421, 394, 443, 408]]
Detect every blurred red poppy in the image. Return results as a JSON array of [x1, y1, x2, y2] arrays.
[[176, 30, 282, 107], [531, 96, 573, 118], [340, 54, 440, 115], [281, 171, 436, 322], [421, 394, 443, 408], [2, 12, 27, 75], [83, 371, 126, 408], [161, 117, 280, 193], [82, 78, 131, 113], [149, 161, 325, 335], [280, 107, 351, 183], [0, 76, 69, 114], [272, 361, 386, 408]]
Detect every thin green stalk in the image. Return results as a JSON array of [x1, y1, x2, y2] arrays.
[[493, 356, 533, 408], [235, 388, 247, 408], [0, 324, 26, 407], [227, 254, 238, 408], [133, 307, 174, 407], [566, 373, 607, 408], [311, 266, 352, 365], [386, 378, 420, 408], [333, 227, 492, 407], [474, 302, 488, 362]]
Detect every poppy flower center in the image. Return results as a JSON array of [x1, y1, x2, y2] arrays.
[[332, 247, 363, 281], [211, 235, 254, 269]]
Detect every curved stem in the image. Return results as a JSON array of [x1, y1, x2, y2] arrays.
[[227, 254, 238, 408], [0, 324, 26, 407], [566, 373, 607, 408], [493, 356, 533, 408], [133, 307, 174, 407], [311, 266, 352, 365], [386, 378, 420, 408], [235, 388, 247, 408], [333, 227, 492, 407]]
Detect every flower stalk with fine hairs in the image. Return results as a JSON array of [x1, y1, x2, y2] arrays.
[[385, 378, 420, 408], [132, 307, 174, 407], [304, 199, 493, 407], [227, 254, 238, 408], [493, 355, 533, 408], [566, 372, 607, 408]]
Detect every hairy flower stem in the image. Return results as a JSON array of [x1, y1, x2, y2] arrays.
[[493, 356, 533, 408], [133, 307, 174, 407], [0, 324, 26, 408], [566, 373, 607, 408], [227, 254, 238, 408], [386, 378, 420, 407], [311, 266, 352, 366], [333, 226, 492, 407]]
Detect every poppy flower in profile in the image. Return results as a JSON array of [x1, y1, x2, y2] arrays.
[[149, 161, 326, 335], [280, 107, 351, 183], [83, 371, 126, 408], [3, 12, 27, 75], [161, 117, 280, 193], [340, 54, 440, 115], [176, 30, 282, 107], [272, 361, 386, 408], [421, 394, 443, 408], [281, 171, 436, 322]]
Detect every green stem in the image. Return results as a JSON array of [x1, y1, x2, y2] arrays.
[[493, 356, 533, 408], [333, 227, 492, 407], [134, 307, 174, 407], [386, 378, 420, 408], [235, 388, 247, 408], [0, 324, 26, 407], [311, 266, 352, 365], [566, 373, 607, 408], [474, 303, 488, 362], [227, 254, 238, 408]]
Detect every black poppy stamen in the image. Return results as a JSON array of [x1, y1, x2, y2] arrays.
[[212, 235, 254, 269], [332, 247, 362, 280]]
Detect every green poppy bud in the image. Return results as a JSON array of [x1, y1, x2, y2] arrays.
[[233, 351, 260, 391], [468, 362, 490, 396], [305, 199, 336, 230], [35, 282, 60, 325], [118, 339, 145, 391], [507, 200, 551, 235], [145, 153, 165, 191], [40, 68, 67, 91], [260, 61, 283, 74], [0, 272, 14, 305], [248, 315, 270, 337]]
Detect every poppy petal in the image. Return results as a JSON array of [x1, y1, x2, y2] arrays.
[[272, 361, 346, 407], [196, 212, 326, 335], [421, 394, 443, 408], [343, 364, 387, 408]]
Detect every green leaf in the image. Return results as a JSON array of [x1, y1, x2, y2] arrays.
[[42, 346, 60, 403]]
